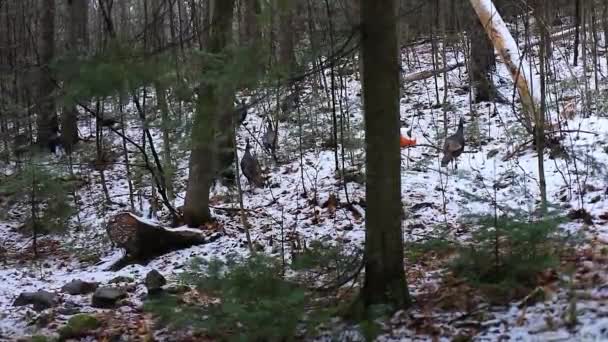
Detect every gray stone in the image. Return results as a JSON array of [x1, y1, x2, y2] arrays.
[[57, 301, 82, 315], [145, 269, 166, 294], [108, 275, 134, 284], [13, 290, 57, 311], [91, 287, 127, 308], [62, 279, 98, 295]]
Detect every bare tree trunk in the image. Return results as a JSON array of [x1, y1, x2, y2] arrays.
[[151, 0, 174, 201], [62, 0, 89, 152], [603, 0, 608, 73], [243, 0, 262, 78], [360, 0, 410, 311], [573, 0, 581, 66], [183, 0, 235, 227], [536, 0, 548, 213], [38, 0, 58, 147], [277, 0, 296, 75], [468, 3, 496, 103], [469, 0, 540, 132]]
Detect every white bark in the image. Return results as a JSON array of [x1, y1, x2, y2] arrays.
[[469, 0, 541, 120]]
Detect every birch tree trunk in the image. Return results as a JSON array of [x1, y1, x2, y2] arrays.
[[471, 0, 549, 212], [469, 0, 540, 132]]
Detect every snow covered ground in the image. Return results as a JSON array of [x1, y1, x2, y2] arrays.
[[2, 34, 608, 341]]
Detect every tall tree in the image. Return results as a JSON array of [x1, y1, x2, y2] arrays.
[[360, 0, 410, 310], [183, 0, 235, 227], [243, 0, 261, 55], [573, 0, 581, 66], [38, 0, 59, 147], [469, 4, 496, 103], [535, 0, 548, 212], [241, 0, 263, 84], [62, 0, 89, 152], [277, 0, 297, 74], [150, 0, 175, 200]]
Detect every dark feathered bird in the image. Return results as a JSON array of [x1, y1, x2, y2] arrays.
[[441, 117, 465, 169], [13, 133, 29, 159], [262, 119, 276, 154], [240, 139, 264, 188], [101, 117, 120, 127], [236, 99, 248, 125], [280, 92, 299, 114], [48, 129, 63, 156]]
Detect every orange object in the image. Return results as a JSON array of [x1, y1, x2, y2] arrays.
[[400, 135, 416, 148]]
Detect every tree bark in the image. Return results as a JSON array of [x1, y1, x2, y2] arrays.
[[62, 0, 89, 152], [241, 0, 263, 85], [360, 0, 410, 310], [278, 0, 297, 75], [573, 0, 581, 66], [38, 0, 58, 147], [536, 0, 548, 213], [151, 0, 174, 201], [183, 0, 235, 227], [469, 0, 540, 133], [468, 4, 496, 103], [106, 212, 218, 270]]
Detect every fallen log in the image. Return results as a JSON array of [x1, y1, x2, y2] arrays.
[[106, 212, 217, 270], [402, 62, 465, 83]]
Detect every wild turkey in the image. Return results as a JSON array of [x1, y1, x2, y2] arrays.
[[48, 129, 63, 156], [13, 133, 29, 159], [280, 92, 299, 114], [240, 139, 264, 188], [441, 117, 465, 169], [101, 117, 120, 127], [236, 99, 248, 125], [262, 119, 276, 154]]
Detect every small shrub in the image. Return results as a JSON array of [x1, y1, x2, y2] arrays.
[[0, 160, 74, 256], [29, 336, 52, 342], [405, 237, 455, 263], [450, 214, 566, 303], [146, 254, 309, 341]]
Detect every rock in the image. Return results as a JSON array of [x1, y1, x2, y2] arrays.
[[91, 287, 127, 308], [57, 301, 81, 316], [61, 279, 98, 295], [109, 275, 134, 284], [13, 290, 57, 311], [145, 269, 166, 294], [59, 314, 100, 339]]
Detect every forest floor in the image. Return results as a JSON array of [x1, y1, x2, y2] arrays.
[[2, 36, 608, 341]]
